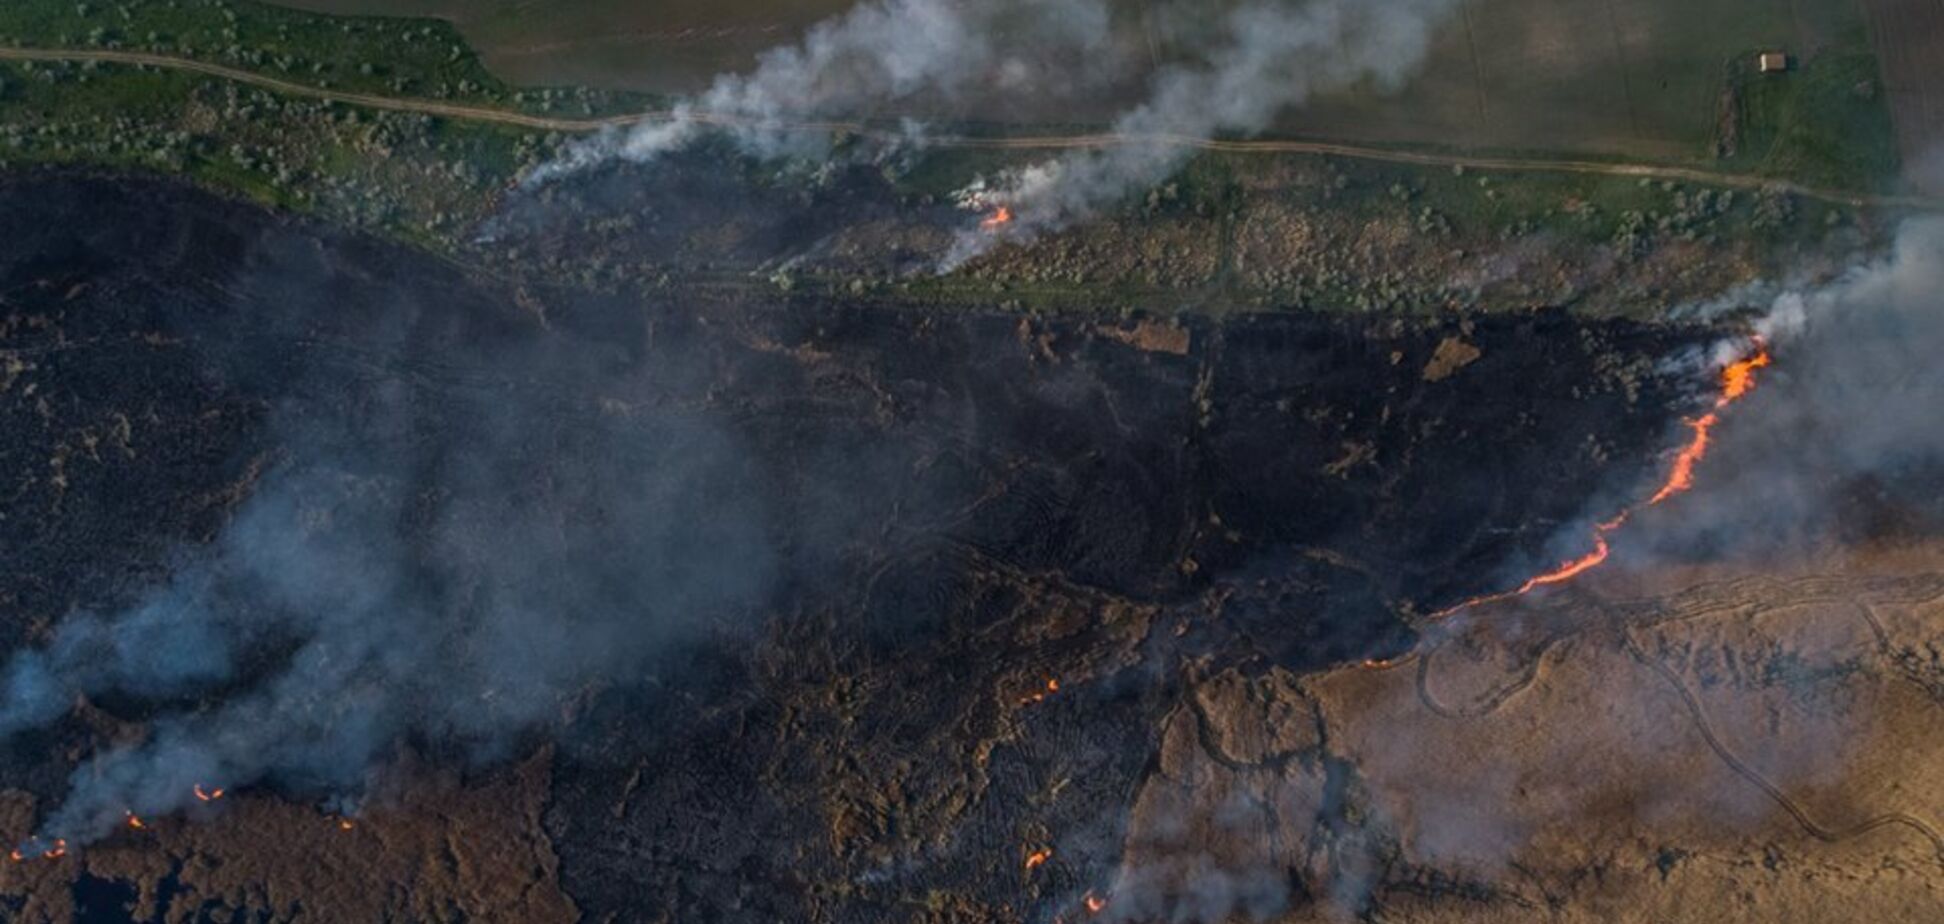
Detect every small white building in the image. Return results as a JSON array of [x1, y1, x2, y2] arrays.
[[1758, 51, 1790, 73]]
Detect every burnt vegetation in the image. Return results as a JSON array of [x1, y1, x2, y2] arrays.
[[0, 173, 1721, 921]]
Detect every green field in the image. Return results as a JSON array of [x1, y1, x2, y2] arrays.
[[270, 0, 862, 95], [271, 0, 1891, 169], [0, 0, 655, 116]]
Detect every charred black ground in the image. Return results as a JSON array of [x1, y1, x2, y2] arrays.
[[0, 172, 1713, 920]]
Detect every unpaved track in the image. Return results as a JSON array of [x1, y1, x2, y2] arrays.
[[7, 46, 1942, 211]]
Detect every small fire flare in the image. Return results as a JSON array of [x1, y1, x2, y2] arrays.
[[1025, 846, 1053, 870], [1020, 677, 1061, 706], [980, 206, 1013, 231], [10, 837, 69, 862], [194, 784, 226, 802]]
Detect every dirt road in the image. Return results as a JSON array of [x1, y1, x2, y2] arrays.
[[6, 46, 1939, 210]]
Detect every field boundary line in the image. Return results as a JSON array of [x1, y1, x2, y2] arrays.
[[5, 46, 1941, 211]]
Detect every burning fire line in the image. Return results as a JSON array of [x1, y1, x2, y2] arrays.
[[980, 206, 1014, 231], [1025, 846, 1053, 870], [194, 783, 226, 802], [1431, 342, 1772, 619]]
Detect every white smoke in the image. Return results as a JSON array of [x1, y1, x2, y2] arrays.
[[969, 0, 1456, 242], [532, 0, 1118, 184], [532, 0, 1461, 262]]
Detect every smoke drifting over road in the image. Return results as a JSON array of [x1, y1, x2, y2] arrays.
[[534, 0, 1118, 181], [959, 0, 1457, 259], [536, 0, 1460, 261]]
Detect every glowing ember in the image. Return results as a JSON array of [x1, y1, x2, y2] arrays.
[[11, 837, 69, 862], [1084, 891, 1108, 914], [1435, 342, 1770, 617], [1020, 677, 1061, 705], [194, 784, 226, 802], [338, 819, 356, 831], [980, 206, 1014, 231], [1025, 847, 1053, 870], [126, 812, 145, 830]]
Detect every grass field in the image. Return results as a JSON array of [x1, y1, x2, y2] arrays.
[[273, 0, 1885, 167], [1859, 0, 1944, 192], [270, 0, 862, 95], [0, 0, 657, 117]]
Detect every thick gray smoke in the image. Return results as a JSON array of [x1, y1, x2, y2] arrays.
[[1626, 216, 1944, 561], [0, 258, 780, 844], [535, 0, 1459, 260]]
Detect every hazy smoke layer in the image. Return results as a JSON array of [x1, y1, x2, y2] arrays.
[[536, 0, 1117, 180], [0, 257, 779, 843], [1633, 216, 1944, 558], [538, 0, 1459, 255]]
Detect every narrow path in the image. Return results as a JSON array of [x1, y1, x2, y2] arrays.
[[5, 46, 1942, 211], [1624, 633, 1944, 866]]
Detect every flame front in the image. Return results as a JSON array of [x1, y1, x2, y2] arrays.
[[980, 206, 1013, 231], [194, 783, 226, 802], [1436, 342, 1770, 617], [1084, 891, 1108, 914], [1025, 846, 1052, 870], [126, 812, 145, 830]]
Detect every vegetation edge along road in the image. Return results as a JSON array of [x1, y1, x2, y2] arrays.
[[5, 46, 1939, 212]]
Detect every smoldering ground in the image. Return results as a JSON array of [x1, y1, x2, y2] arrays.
[[1, 175, 1804, 921], [0, 219, 786, 842]]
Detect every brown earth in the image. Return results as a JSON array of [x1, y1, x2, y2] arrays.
[[1861, 0, 1944, 193]]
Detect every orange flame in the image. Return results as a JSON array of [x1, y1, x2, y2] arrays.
[[1021, 677, 1061, 705], [1436, 342, 1770, 617], [125, 812, 145, 830], [338, 818, 356, 831], [1025, 847, 1053, 870], [1084, 891, 1108, 914], [11, 837, 69, 862], [194, 784, 225, 802], [980, 206, 1013, 231]]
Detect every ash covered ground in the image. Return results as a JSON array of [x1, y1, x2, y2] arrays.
[[0, 171, 1939, 922]]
